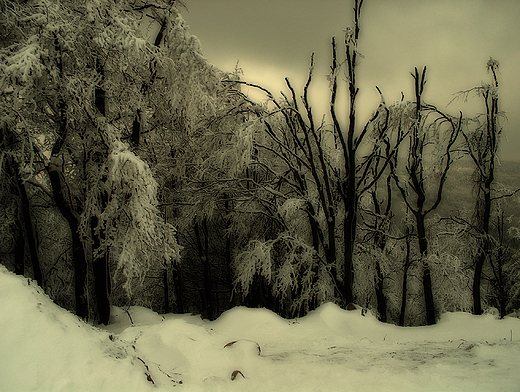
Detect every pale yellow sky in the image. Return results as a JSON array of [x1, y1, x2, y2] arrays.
[[183, 0, 520, 161]]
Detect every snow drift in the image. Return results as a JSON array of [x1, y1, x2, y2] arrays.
[[1, 265, 519, 391]]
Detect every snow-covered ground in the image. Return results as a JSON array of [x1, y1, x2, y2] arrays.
[[1, 265, 519, 392]]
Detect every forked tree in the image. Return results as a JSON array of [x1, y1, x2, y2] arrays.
[[389, 67, 462, 325], [227, 0, 406, 312], [459, 58, 502, 315]]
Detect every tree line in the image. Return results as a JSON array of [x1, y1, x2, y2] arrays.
[[1, 0, 519, 326]]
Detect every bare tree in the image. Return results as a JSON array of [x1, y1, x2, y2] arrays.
[[227, 0, 408, 312], [390, 67, 462, 325], [459, 58, 501, 315]]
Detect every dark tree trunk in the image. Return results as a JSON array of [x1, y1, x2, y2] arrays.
[[473, 180, 492, 316], [91, 60, 112, 324], [92, 250, 110, 324], [399, 270, 409, 327], [422, 264, 435, 325], [90, 60, 111, 325], [47, 38, 88, 319], [342, 196, 356, 305], [163, 268, 170, 314], [4, 155, 25, 276], [416, 213, 435, 325], [223, 195, 235, 307], [372, 188, 390, 323], [473, 252, 486, 316], [47, 167, 89, 320], [340, 0, 362, 306], [91, 189, 110, 324], [172, 264, 184, 313], [306, 202, 321, 312], [374, 260, 387, 323], [195, 218, 214, 320], [13, 226, 25, 276], [399, 234, 412, 327], [132, 109, 141, 148], [392, 67, 451, 326], [15, 172, 42, 285], [2, 129, 42, 283], [91, 211, 110, 324]]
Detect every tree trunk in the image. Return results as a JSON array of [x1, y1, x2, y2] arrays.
[[342, 195, 356, 305], [13, 225, 25, 276], [223, 194, 235, 306], [132, 109, 141, 148], [375, 259, 387, 323], [48, 40, 88, 319], [172, 264, 184, 313], [307, 201, 321, 311], [90, 60, 112, 324], [399, 230, 412, 326], [47, 168, 89, 320], [90, 188, 110, 324], [163, 268, 170, 314], [473, 251, 486, 316], [416, 213, 435, 325], [154, 19, 167, 47], [93, 252, 110, 324], [195, 218, 214, 320], [399, 273, 408, 327], [399, 269, 410, 327], [3, 136, 42, 284], [372, 190, 389, 323], [15, 171, 43, 286], [91, 214, 110, 323], [422, 264, 435, 325], [473, 181, 492, 316], [5, 156, 25, 276]]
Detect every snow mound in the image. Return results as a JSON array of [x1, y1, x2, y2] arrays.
[[0, 266, 156, 392], [1, 265, 520, 392]]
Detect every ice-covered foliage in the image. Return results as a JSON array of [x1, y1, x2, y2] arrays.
[[82, 137, 181, 294], [233, 240, 272, 295], [160, 8, 221, 130], [234, 232, 334, 315], [1, 0, 217, 315], [3, 35, 46, 84], [426, 216, 476, 313]]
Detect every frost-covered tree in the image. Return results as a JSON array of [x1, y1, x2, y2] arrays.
[[457, 58, 505, 316], [215, 0, 407, 315], [357, 159, 394, 322], [0, 0, 192, 322], [489, 206, 520, 317]]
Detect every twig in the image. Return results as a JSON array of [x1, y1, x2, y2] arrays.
[[137, 357, 155, 384]]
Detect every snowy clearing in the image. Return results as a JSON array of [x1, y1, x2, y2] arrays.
[[1, 265, 519, 392]]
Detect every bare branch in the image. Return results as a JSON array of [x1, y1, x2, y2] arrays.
[[491, 187, 520, 202]]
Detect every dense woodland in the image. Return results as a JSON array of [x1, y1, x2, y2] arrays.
[[1, 0, 519, 327]]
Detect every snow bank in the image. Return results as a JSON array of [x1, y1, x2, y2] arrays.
[[1, 265, 520, 392], [0, 266, 155, 392]]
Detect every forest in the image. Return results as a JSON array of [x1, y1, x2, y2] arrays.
[[1, 0, 519, 329]]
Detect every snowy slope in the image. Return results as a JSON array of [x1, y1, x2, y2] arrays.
[[1, 265, 519, 392]]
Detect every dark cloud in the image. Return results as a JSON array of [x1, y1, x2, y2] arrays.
[[183, 0, 520, 161]]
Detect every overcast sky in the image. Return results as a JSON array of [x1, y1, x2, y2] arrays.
[[182, 0, 520, 161]]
